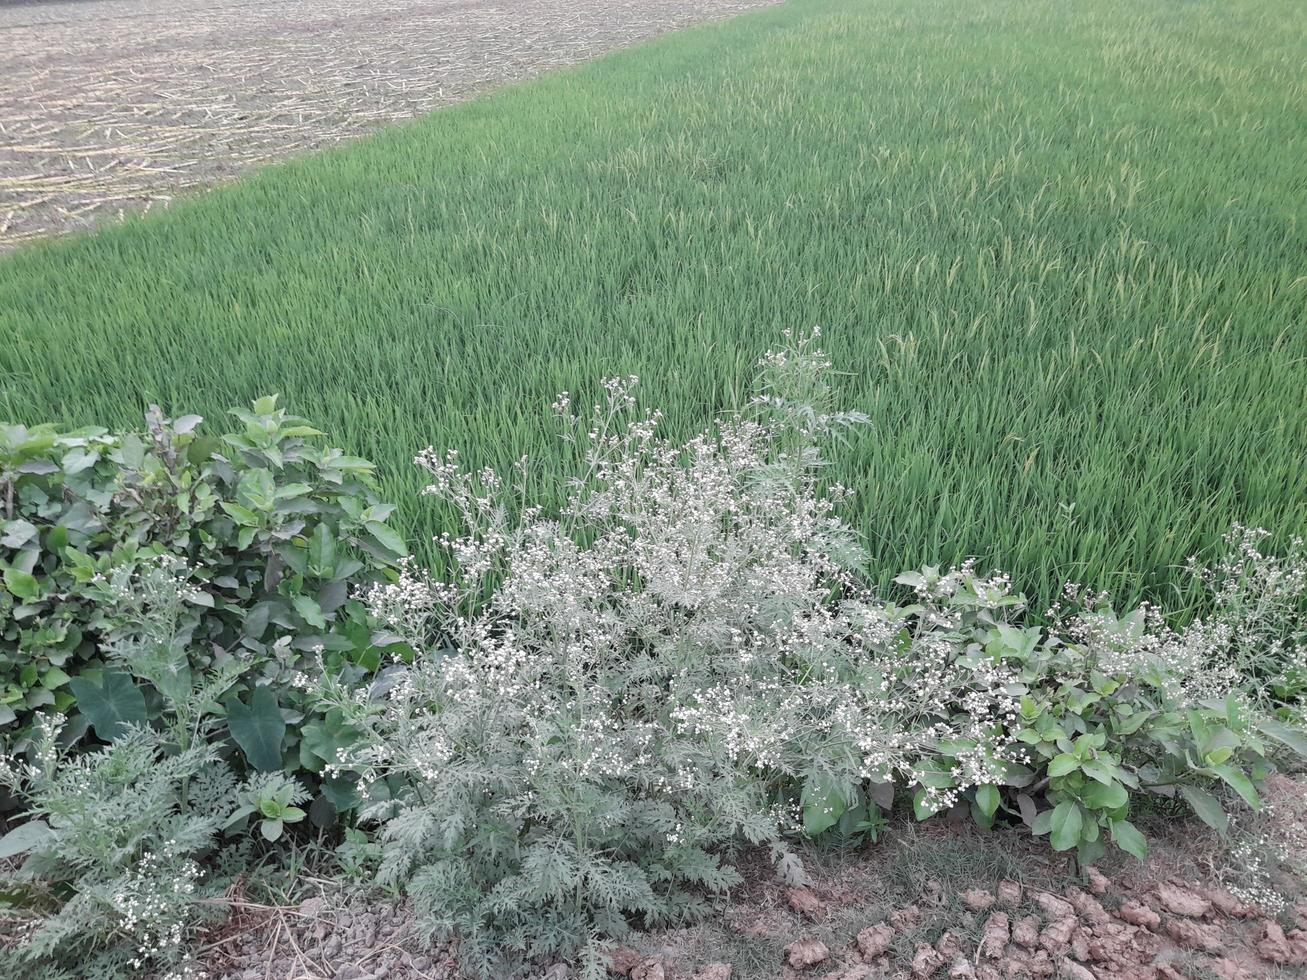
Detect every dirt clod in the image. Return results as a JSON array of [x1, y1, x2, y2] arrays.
[[961, 888, 996, 911], [785, 938, 830, 970], [980, 912, 1009, 959], [692, 964, 732, 980], [1117, 900, 1162, 930], [787, 886, 826, 921], [1154, 883, 1212, 918], [856, 922, 894, 960], [911, 943, 944, 978]]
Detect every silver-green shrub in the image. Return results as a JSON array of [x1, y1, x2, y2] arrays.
[[318, 331, 1304, 977]]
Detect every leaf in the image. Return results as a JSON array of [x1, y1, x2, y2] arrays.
[[912, 787, 939, 821], [1110, 819, 1149, 861], [1080, 758, 1118, 785], [1016, 793, 1038, 828], [1030, 807, 1053, 836], [118, 434, 145, 469], [1080, 779, 1128, 811], [1049, 800, 1083, 851], [68, 671, 147, 740], [236, 470, 277, 512], [226, 687, 286, 772], [41, 667, 71, 689], [974, 784, 1001, 819], [1258, 719, 1307, 758], [291, 593, 327, 630], [867, 779, 894, 811], [306, 523, 337, 578], [220, 501, 261, 527], [60, 447, 99, 475], [1212, 764, 1261, 811], [801, 772, 847, 837], [0, 821, 52, 859], [325, 455, 375, 472], [259, 818, 285, 843], [1047, 754, 1080, 778], [1179, 785, 1229, 835], [3, 568, 39, 601], [1, 519, 38, 549], [364, 520, 406, 557], [173, 414, 204, 434], [1078, 837, 1108, 866]]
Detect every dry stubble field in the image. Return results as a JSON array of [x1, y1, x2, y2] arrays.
[[0, 0, 778, 250]]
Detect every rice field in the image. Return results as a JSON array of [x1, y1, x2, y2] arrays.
[[1, 0, 1305, 614]]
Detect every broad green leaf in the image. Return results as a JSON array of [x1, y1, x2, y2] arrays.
[[1179, 785, 1228, 834], [220, 501, 261, 527], [68, 671, 147, 740], [801, 772, 847, 836], [0, 820, 52, 859], [1110, 819, 1148, 861], [325, 455, 375, 472], [1212, 764, 1260, 811], [259, 818, 284, 843], [306, 523, 337, 578], [118, 434, 145, 469], [291, 593, 327, 630], [911, 788, 935, 821], [1, 519, 38, 549], [1080, 779, 1128, 811], [3, 568, 39, 601], [226, 686, 286, 772], [236, 470, 277, 512], [974, 784, 1001, 819], [1080, 758, 1117, 785], [1258, 719, 1307, 758], [1030, 807, 1053, 836], [1047, 754, 1079, 778], [60, 447, 99, 474], [1049, 800, 1083, 851], [365, 520, 406, 557], [1078, 837, 1108, 866]]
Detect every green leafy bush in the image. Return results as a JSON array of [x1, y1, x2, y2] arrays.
[[320, 333, 1306, 978], [889, 565, 1307, 864], [0, 398, 404, 811]]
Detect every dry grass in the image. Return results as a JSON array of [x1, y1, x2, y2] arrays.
[[0, 0, 778, 249]]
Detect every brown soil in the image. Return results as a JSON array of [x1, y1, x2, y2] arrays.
[[0, 0, 779, 251]]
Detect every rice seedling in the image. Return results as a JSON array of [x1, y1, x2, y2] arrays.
[[1, 0, 1303, 614]]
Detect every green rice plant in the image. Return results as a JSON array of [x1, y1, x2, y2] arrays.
[[1, 0, 1304, 614]]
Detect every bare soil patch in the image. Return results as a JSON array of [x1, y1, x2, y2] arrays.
[[0, 0, 778, 251]]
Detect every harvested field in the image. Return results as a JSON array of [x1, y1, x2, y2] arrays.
[[0, 0, 778, 250]]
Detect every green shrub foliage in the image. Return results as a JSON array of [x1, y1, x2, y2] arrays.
[[318, 332, 1306, 978], [0, 398, 404, 811]]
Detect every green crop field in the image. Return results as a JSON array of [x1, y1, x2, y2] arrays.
[[2, 0, 1304, 613]]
